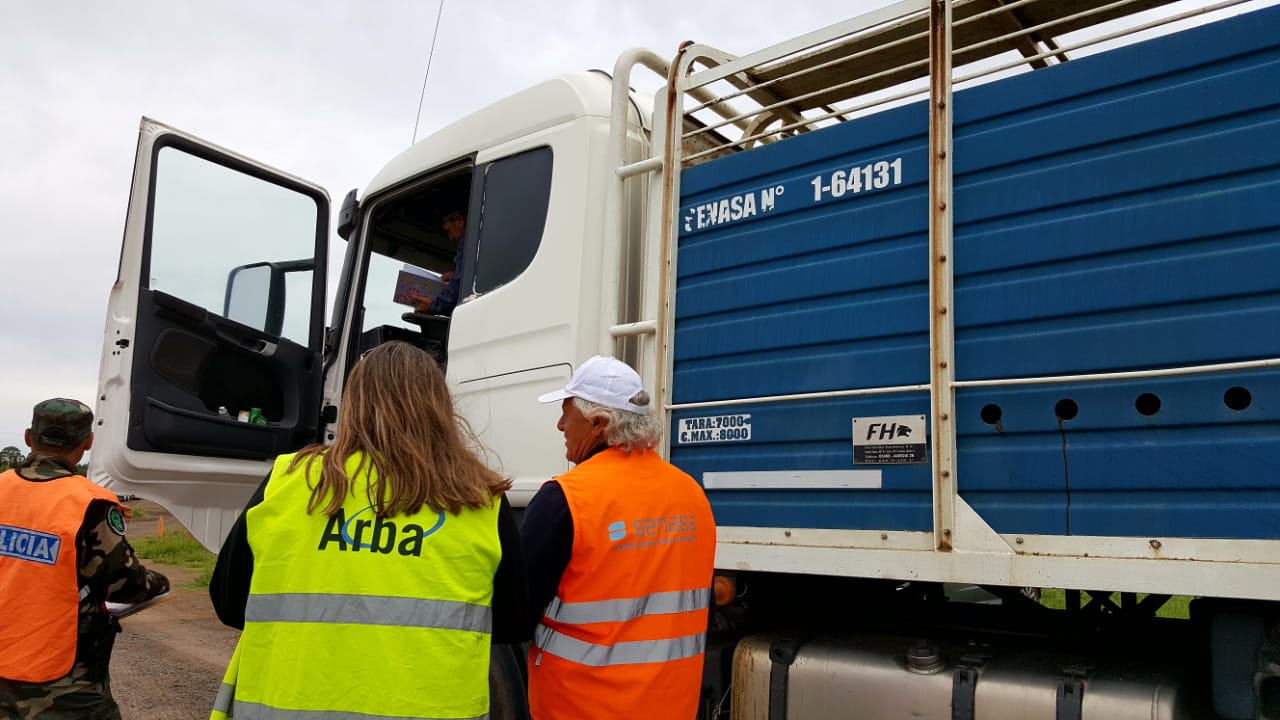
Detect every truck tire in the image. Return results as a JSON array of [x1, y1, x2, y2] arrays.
[[489, 644, 530, 720]]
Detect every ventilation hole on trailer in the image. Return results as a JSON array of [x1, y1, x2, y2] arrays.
[[1224, 386, 1252, 412], [1135, 393, 1161, 416], [979, 404, 1002, 425], [1054, 399, 1078, 422]]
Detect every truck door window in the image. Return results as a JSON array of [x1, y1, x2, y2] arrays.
[[471, 146, 553, 293], [150, 146, 318, 344], [356, 171, 474, 355], [351, 147, 551, 357]]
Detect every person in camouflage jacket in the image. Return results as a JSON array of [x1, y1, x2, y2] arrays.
[[0, 399, 169, 720]]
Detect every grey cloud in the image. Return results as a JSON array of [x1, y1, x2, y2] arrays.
[[0, 0, 877, 445]]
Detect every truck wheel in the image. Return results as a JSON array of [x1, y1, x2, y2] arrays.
[[489, 644, 530, 720]]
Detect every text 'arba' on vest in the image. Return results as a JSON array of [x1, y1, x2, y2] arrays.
[[317, 505, 448, 556]]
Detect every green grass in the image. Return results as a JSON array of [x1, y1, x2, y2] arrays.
[[128, 507, 150, 520], [1040, 589, 1192, 619], [131, 529, 216, 589]]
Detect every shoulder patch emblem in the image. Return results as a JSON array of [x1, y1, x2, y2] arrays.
[[107, 507, 127, 536]]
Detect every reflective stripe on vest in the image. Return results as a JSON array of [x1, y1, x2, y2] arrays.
[[543, 587, 711, 625], [534, 624, 706, 667], [223, 699, 488, 720], [212, 682, 234, 718], [210, 637, 241, 720], [246, 592, 491, 633]]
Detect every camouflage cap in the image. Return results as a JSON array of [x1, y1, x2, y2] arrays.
[[30, 398, 94, 448]]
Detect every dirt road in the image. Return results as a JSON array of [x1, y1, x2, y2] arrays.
[[111, 502, 238, 720]]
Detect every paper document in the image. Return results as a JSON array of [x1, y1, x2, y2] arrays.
[[106, 592, 170, 619], [393, 264, 444, 308]]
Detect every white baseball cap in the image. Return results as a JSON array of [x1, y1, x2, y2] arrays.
[[537, 355, 650, 415]]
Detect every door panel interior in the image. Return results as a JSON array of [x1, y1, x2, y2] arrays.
[[128, 289, 321, 460]]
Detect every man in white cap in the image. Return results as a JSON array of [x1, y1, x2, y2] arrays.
[[521, 356, 716, 720]]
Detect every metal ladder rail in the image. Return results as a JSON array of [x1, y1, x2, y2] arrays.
[[604, 48, 763, 412]]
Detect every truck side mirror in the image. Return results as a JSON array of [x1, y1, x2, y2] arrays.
[[225, 259, 313, 337], [337, 188, 359, 240]]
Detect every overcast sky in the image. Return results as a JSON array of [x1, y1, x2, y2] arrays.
[[0, 0, 892, 452], [0, 0, 1268, 455]]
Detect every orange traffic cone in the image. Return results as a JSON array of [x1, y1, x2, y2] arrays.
[[157, 516, 165, 538]]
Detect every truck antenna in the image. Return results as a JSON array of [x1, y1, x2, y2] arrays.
[[411, 0, 447, 146]]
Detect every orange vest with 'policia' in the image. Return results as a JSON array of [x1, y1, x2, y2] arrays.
[[0, 469, 119, 682], [528, 447, 717, 720]]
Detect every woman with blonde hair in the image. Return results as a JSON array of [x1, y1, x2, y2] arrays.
[[209, 341, 528, 720]]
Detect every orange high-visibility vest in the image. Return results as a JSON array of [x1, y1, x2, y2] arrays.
[[0, 469, 119, 682], [528, 447, 716, 720]]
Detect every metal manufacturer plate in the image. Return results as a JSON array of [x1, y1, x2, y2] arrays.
[[852, 415, 927, 464]]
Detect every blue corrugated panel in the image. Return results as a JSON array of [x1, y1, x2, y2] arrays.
[[671, 6, 1280, 538]]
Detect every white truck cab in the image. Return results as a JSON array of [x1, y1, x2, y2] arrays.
[[93, 69, 661, 551]]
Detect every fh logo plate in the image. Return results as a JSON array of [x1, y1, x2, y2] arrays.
[[852, 415, 927, 465]]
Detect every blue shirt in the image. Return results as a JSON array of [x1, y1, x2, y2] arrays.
[[428, 242, 464, 316]]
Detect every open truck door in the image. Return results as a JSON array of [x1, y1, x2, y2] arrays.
[[93, 118, 329, 551]]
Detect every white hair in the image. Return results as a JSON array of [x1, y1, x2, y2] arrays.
[[573, 393, 662, 452]]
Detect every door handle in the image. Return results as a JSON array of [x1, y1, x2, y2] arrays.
[[215, 326, 275, 356]]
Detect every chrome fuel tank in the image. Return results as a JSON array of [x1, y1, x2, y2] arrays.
[[731, 632, 1191, 719]]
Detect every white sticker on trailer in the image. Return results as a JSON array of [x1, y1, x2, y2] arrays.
[[677, 414, 752, 444], [703, 470, 882, 489], [852, 415, 927, 464]]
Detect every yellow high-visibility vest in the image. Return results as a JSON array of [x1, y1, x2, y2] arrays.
[[211, 451, 501, 720]]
